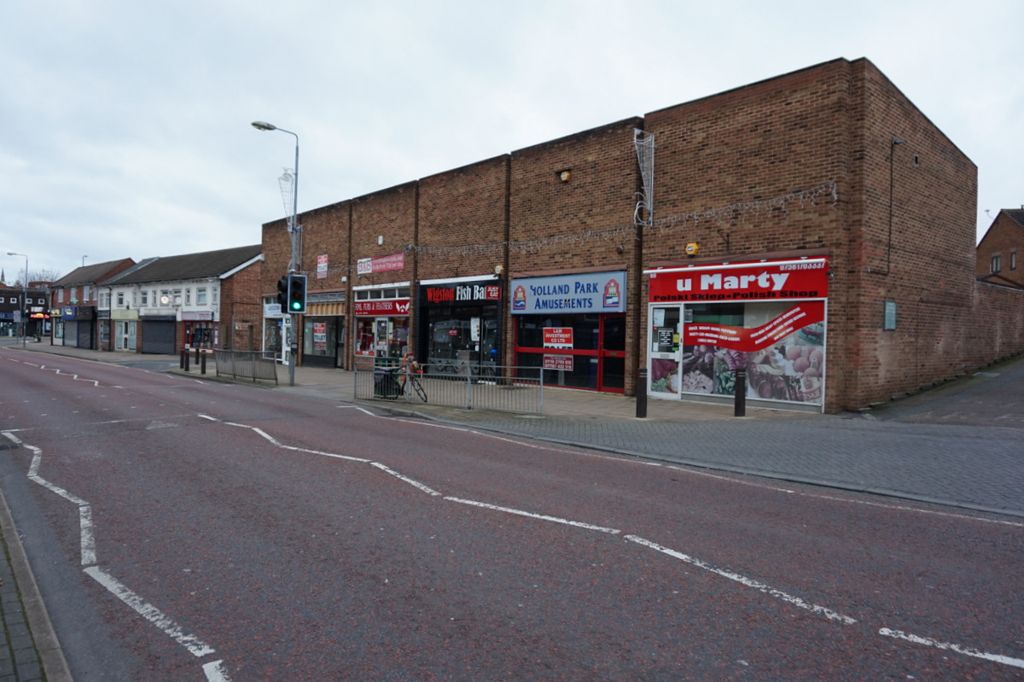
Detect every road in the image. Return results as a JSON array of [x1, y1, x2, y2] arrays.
[[1, 347, 1022, 680]]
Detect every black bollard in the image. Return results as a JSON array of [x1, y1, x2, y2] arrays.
[[635, 368, 648, 419], [195, 345, 201, 364], [734, 368, 746, 417], [183, 349, 190, 372], [200, 351, 207, 375], [179, 349, 185, 369]]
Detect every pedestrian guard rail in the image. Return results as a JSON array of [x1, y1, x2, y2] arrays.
[[354, 361, 543, 414], [214, 350, 279, 384]]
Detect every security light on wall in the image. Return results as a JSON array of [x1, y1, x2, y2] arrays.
[[377, 235, 384, 246], [557, 169, 572, 182]]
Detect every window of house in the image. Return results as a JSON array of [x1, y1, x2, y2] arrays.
[[37, 298, 44, 304], [116, 292, 125, 306], [173, 289, 182, 305], [197, 288, 208, 305], [212, 287, 218, 305], [70, 287, 77, 302], [185, 288, 192, 305], [991, 254, 1001, 273], [83, 285, 91, 301], [57, 289, 64, 303], [140, 290, 148, 306]]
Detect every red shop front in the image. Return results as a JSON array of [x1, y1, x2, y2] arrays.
[[353, 285, 412, 362], [644, 257, 829, 410]]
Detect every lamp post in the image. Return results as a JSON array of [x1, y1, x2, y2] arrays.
[[7, 252, 28, 349], [252, 120, 301, 386]]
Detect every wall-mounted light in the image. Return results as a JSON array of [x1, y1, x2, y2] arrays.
[[557, 169, 572, 183], [341, 275, 348, 283], [494, 264, 504, 276], [377, 235, 384, 246]]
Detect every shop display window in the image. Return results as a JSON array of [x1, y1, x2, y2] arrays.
[[304, 317, 336, 357]]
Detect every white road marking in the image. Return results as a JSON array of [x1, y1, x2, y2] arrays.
[[208, 417, 370, 463], [3, 430, 225, 671], [445, 496, 621, 534], [879, 628, 1024, 669], [84, 566, 216, 657], [625, 534, 857, 625], [79, 504, 97, 567], [371, 462, 441, 496], [203, 659, 233, 681]]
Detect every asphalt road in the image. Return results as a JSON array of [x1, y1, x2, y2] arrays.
[[1, 347, 1022, 680]]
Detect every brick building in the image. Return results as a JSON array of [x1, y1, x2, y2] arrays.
[[49, 259, 136, 349], [976, 208, 1024, 289], [259, 57, 1024, 411]]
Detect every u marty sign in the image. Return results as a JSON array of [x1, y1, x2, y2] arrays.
[[647, 258, 829, 302]]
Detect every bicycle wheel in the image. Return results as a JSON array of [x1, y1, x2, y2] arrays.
[[411, 376, 428, 402]]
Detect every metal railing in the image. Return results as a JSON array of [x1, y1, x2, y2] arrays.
[[354, 362, 543, 414], [214, 350, 279, 384]]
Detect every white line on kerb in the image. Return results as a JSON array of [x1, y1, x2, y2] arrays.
[[445, 496, 621, 534], [84, 566, 216, 657], [203, 659, 233, 681], [625, 534, 857, 625], [879, 628, 1024, 669]]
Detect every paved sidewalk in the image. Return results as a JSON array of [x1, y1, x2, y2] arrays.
[[11, 342, 1024, 517]]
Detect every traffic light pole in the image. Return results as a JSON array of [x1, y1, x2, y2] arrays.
[[284, 129, 300, 388]]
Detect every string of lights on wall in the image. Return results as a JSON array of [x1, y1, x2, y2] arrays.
[[333, 180, 838, 269]]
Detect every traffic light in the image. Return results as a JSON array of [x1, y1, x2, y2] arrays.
[[276, 276, 288, 310], [286, 273, 307, 314]]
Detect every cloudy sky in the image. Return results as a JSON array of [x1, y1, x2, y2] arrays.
[[2, 1, 1021, 281]]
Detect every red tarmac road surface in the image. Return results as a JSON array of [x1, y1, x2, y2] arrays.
[[1, 347, 1022, 680]]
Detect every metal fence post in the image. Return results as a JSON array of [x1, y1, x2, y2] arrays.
[[466, 368, 473, 409], [538, 366, 544, 413], [353, 364, 358, 401]]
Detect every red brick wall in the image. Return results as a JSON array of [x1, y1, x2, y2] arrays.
[[508, 119, 641, 388], [965, 284, 1024, 366], [220, 260, 263, 350], [644, 59, 854, 408], [850, 59, 978, 406], [976, 212, 1024, 286]]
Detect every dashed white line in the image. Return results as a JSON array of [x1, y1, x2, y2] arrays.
[[371, 462, 441, 496], [879, 628, 1024, 669], [203, 659, 233, 681], [624, 534, 857, 625], [445, 496, 621, 534], [84, 566, 216, 657]]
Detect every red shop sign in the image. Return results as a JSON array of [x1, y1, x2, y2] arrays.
[[543, 327, 574, 349], [683, 301, 825, 351], [353, 299, 411, 316], [648, 258, 829, 302]]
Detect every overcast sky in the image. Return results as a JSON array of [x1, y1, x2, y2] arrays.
[[2, 1, 1021, 281]]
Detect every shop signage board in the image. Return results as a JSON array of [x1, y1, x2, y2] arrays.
[[543, 354, 573, 371], [683, 301, 825, 352], [648, 258, 829, 303], [542, 327, 574, 349], [356, 252, 405, 276], [316, 254, 329, 279], [511, 271, 626, 314], [424, 283, 501, 304], [354, 299, 411, 316]]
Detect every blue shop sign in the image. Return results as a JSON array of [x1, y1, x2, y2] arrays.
[[510, 271, 626, 315]]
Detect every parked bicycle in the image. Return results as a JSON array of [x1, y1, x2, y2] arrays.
[[373, 355, 427, 402]]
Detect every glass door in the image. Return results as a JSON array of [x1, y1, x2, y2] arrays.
[[648, 304, 681, 398]]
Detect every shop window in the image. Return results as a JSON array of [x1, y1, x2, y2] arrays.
[[356, 290, 370, 301], [991, 254, 1001, 273], [304, 318, 337, 357]]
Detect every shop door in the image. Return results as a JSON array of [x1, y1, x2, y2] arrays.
[[141, 320, 175, 354], [77, 321, 94, 349], [127, 322, 137, 351], [599, 315, 626, 391], [648, 305, 682, 398]]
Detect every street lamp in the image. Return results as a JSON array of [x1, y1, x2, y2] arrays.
[[6, 252, 28, 349], [252, 120, 301, 386]]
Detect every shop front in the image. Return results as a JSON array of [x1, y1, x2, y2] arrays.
[[417, 276, 501, 374], [353, 283, 411, 363], [302, 292, 347, 368], [112, 308, 138, 352], [140, 315, 176, 354], [645, 257, 829, 410], [62, 306, 96, 349], [510, 270, 627, 392], [52, 308, 66, 345], [182, 311, 216, 349]]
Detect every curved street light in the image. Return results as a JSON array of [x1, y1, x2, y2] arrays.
[[252, 120, 301, 386]]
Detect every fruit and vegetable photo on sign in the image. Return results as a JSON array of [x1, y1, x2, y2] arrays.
[[646, 258, 829, 406]]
